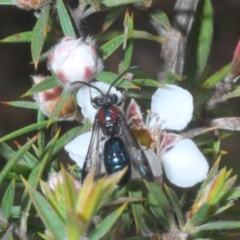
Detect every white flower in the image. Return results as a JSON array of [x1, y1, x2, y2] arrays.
[[126, 84, 209, 188], [65, 81, 161, 179], [65, 82, 208, 187], [48, 36, 103, 87]]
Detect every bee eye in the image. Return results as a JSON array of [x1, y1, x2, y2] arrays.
[[93, 96, 102, 106], [111, 94, 118, 104]]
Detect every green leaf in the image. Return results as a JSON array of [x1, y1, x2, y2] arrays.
[[195, 0, 213, 78], [151, 9, 171, 30], [207, 202, 233, 219], [119, 11, 134, 73], [37, 111, 45, 154], [99, 35, 124, 60], [11, 206, 21, 218], [18, 150, 38, 168], [97, 71, 139, 89], [0, 135, 37, 187], [197, 157, 220, 198], [37, 129, 60, 183], [0, 0, 14, 5], [184, 0, 213, 89], [127, 89, 152, 99], [129, 190, 142, 235], [101, 0, 145, 7], [22, 177, 67, 240], [193, 221, 240, 233], [211, 137, 221, 162], [2, 101, 38, 109], [31, 4, 50, 69], [57, 0, 76, 37], [146, 193, 169, 231], [0, 143, 16, 161], [20, 162, 42, 230], [144, 181, 171, 211], [132, 79, 162, 88], [61, 167, 77, 211], [0, 31, 32, 42], [145, 181, 176, 231], [164, 184, 184, 229], [186, 203, 211, 229], [88, 203, 127, 239], [12, 164, 32, 177], [206, 168, 227, 204], [201, 63, 231, 89], [22, 76, 61, 97], [1, 180, 15, 220], [133, 30, 166, 44], [222, 188, 240, 201], [120, 210, 132, 234], [102, 7, 123, 33], [164, 72, 184, 84], [0, 121, 48, 143], [142, 210, 158, 234], [215, 175, 237, 203], [97, 30, 166, 44], [65, 213, 82, 240]]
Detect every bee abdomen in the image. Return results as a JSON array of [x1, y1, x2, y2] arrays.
[[104, 137, 131, 184]]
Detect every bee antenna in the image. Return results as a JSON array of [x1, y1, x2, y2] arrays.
[[107, 66, 139, 95], [71, 81, 104, 95]]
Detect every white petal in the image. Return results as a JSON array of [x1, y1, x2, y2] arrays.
[[64, 131, 92, 168], [150, 84, 193, 131], [77, 82, 122, 123], [145, 148, 162, 177], [161, 139, 209, 187]]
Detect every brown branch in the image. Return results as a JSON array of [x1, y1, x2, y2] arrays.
[[151, 0, 200, 82]]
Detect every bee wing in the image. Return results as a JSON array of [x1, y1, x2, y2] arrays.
[[119, 114, 154, 182], [81, 122, 104, 183]]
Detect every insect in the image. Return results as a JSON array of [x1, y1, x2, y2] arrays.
[[78, 69, 154, 185]]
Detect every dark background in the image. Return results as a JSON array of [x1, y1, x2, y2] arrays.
[[0, 1, 240, 182]]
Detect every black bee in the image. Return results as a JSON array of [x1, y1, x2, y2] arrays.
[[79, 69, 154, 185]]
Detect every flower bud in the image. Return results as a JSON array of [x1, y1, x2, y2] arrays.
[[48, 36, 103, 87], [33, 75, 81, 121], [47, 172, 81, 191], [14, 0, 48, 10]]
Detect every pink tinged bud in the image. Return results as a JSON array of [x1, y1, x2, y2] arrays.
[[14, 0, 48, 9], [125, 99, 143, 125], [48, 36, 103, 87], [48, 173, 63, 190], [48, 172, 81, 191], [33, 75, 79, 121]]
